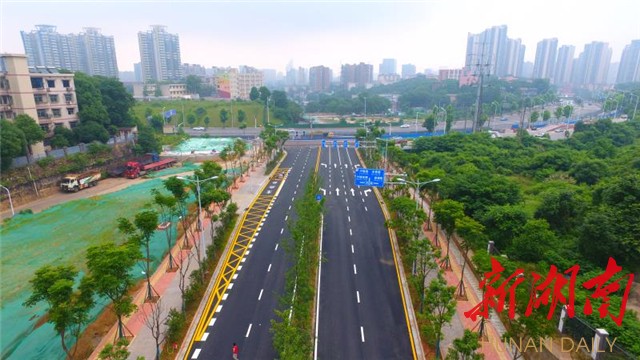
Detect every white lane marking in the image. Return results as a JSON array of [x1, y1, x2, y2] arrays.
[[365, 206, 368, 211], [216, 305, 223, 313], [350, 229, 352, 236], [222, 293, 229, 300], [362, 198, 365, 202], [192, 349, 201, 359], [285, 215, 288, 221], [201, 332, 209, 341], [353, 264, 357, 274], [314, 214, 324, 360], [348, 216, 351, 222], [248, 243, 253, 249], [268, 264, 272, 272], [237, 265, 242, 271], [209, 318, 217, 327], [347, 206, 349, 211], [241, 258, 246, 263], [245, 323, 253, 337], [361, 326, 365, 342], [246, 250, 250, 255], [275, 244, 279, 251], [233, 274, 238, 280], [228, 283, 233, 289], [294, 191, 297, 195], [351, 244, 354, 253], [289, 205, 292, 210], [281, 228, 284, 234], [258, 289, 264, 301], [292, 197, 295, 201], [357, 291, 360, 303]]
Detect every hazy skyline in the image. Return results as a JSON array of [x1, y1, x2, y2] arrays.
[[1, 0, 639, 74]]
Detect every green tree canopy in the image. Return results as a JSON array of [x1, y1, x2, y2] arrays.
[[14, 114, 45, 145], [0, 119, 26, 170]]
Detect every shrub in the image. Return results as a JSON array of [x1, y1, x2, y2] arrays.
[[165, 308, 185, 345], [36, 156, 55, 168]]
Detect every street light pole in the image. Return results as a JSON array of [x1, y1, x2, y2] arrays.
[[1, 185, 14, 217], [177, 175, 219, 262]]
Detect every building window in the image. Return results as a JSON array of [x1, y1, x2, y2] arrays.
[[37, 109, 47, 118], [1, 95, 11, 105], [47, 79, 55, 88], [62, 79, 70, 88], [0, 77, 9, 90], [34, 94, 44, 104], [52, 109, 61, 117], [49, 94, 59, 103], [40, 124, 50, 132], [64, 94, 73, 102], [31, 77, 44, 89], [54, 123, 64, 129], [69, 121, 79, 128], [67, 107, 75, 115]]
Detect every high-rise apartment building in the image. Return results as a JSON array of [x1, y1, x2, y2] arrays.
[[138, 25, 182, 82], [401, 64, 416, 79], [572, 41, 612, 86], [341, 63, 373, 88], [617, 40, 640, 83], [554, 45, 575, 85], [379, 59, 397, 75], [309, 66, 332, 92], [532, 38, 558, 80], [20, 25, 118, 77], [465, 25, 526, 78]]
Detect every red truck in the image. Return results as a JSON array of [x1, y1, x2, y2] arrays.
[[123, 157, 177, 178]]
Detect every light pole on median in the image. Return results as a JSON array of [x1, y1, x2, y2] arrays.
[[397, 178, 441, 210], [1, 185, 15, 217], [177, 175, 219, 262]]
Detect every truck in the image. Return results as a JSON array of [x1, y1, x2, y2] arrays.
[[123, 157, 177, 179], [60, 171, 101, 192]]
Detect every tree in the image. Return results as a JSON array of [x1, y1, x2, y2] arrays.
[[542, 110, 551, 122], [534, 188, 585, 234], [14, 114, 45, 146], [423, 113, 437, 133], [271, 90, 288, 108], [142, 299, 166, 360], [445, 330, 484, 360], [185, 75, 202, 95], [86, 242, 139, 339], [433, 199, 465, 269], [249, 86, 260, 101], [24, 265, 94, 359], [563, 105, 574, 119], [95, 76, 135, 127], [74, 72, 110, 126], [220, 108, 229, 128], [508, 219, 558, 263], [479, 205, 528, 251], [424, 275, 457, 359], [152, 189, 178, 270], [569, 159, 609, 185], [136, 125, 161, 154], [0, 119, 26, 170], [237, 109, 246, 124], [454, 216, 485, 298], [554, 107, 563, 122], [406, 239, 439, 312], [258, 86, 271, 104], [204, 116, 211, 128], [98, 338, 130, 360], [187, 114, 196, 125], [119, 210, 160, 300], [530, 111, 539, 124], [73, 121, 110, 143]]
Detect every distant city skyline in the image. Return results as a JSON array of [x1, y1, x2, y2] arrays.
[[1, 0, 638, 74]]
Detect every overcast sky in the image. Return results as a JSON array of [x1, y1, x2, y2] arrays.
[[1, 0, 639, 73]]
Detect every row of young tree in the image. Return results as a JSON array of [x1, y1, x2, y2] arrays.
[[23, 160, 237, 359], [385, 118, 640, 356]]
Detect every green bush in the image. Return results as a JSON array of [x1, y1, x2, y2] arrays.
[[165, 308, 185, 345], [88, 142, 111, 156], [36, 156, 55, 168]]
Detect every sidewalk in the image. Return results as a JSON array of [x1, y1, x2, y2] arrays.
[[391, 167, 511, 360], [87, 158, 271, 360]]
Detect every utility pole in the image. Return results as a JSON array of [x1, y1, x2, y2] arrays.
[[471, 38, 491, 133]]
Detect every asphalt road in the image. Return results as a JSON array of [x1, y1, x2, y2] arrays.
[[188, 147, 318, 359], [315, 145, 413, 359]]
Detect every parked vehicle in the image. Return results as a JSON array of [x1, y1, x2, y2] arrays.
[[123, 156, 177, 178], [60, 171, 101, 192]]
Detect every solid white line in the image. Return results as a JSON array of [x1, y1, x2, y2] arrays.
[[281, 228, 284, 234], [201, 332, 209, 341], [313, 215, 324, 360], [192, 348, 201, 359], [268, 264, 272, 272], [275, 243, 279, 251], [361, 326, 365, 342], [209, 318, 216, 327], [351, 244, 354, 253], [353, 264, 357, 274], [357, 291, 360, 303], [349, 229, 352, 236], [258, 289, 264, 300], [245, 323, 253, 337]]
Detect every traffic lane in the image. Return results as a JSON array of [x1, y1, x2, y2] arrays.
[[195, 147, 314, 359], [344, 147, 413, 358], [317, 146, 364, 359]]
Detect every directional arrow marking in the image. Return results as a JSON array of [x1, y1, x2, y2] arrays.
[[334, 163, 337, 169], [335, 188, 340, 196], [364, 189, 371, 196], [320, 188, 326, 195], [321, 163, 327, 168], [350, 188, 355, 196], [344, 164, 348, 168]]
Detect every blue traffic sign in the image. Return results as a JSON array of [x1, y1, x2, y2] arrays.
[[343, 140, 348, 148], [316, 194, 322, 201], [354, 168, 385, 187], [333, 140, 337, 148], [164, 109, 177, 119], [355, 140, 359, 148], [321, 139, 326, 148]]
